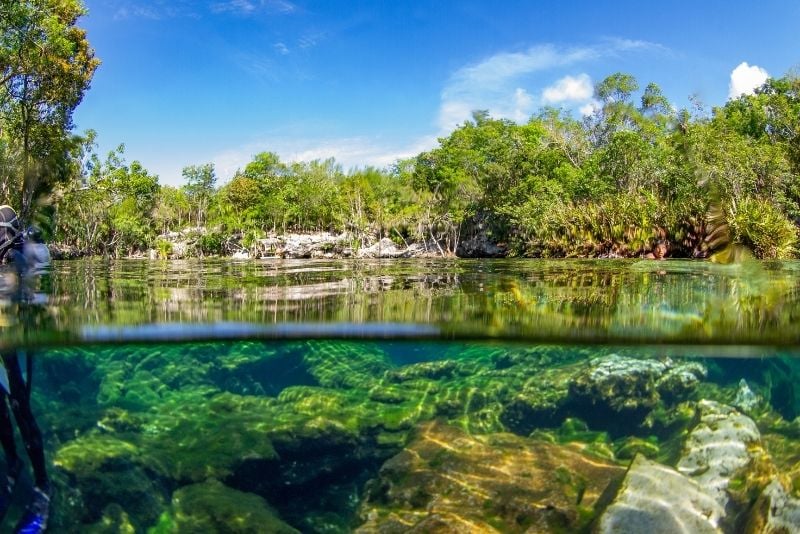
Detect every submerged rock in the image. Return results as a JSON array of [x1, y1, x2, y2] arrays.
[[676, 400, 769, 512], [357, 420, 625, 533], [569, 355, 705, 425], [733, 378, 761, 413], [745, 478, 800, 533], [597, 455, 724, 534], [151, 479, 299, 533]]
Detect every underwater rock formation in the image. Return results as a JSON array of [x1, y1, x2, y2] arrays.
[[600, 399, 777, 534], [570, 354, 706, 417], [733, 378, 761, 413], [151, 479, 299, 533], [676, 400, 770, 514], [357, 420, 625, 533], [502, 353, 706, 437], [597, 455, 724, 533], [745, 478, 800, 533]]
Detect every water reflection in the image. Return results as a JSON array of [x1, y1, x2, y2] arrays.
[[27, 258, 800, 347]]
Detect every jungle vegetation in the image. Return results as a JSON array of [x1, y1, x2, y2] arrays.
[[2, 2, 800, 259]]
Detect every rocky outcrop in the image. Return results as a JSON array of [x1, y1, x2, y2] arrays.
[[456, 211, 509, 258], [570, 355, 706, 416], [677, 400, 769, 513], [357, 420, 626, 533], [252, 233, 430, 259]]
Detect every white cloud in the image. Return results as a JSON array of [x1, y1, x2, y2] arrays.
[[728, 62, 769, 99], [512, 88, 534, 122], [542, 74, 593, 104], [437, 40, 664, 131], [579, 100, 600, 116], [273, 42, 290, 55]]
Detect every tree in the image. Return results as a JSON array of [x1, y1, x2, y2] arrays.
[[182, 163, 216, 227], [0, 0, 99, 221]]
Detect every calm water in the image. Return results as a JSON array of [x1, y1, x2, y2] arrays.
[[1, 259, 800, 532]]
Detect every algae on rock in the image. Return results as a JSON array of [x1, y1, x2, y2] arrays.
[[357, 420, 625, 533], [150, 479, 299, 534]]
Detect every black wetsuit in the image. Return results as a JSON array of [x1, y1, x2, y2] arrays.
[[0, 350, 47, 491]]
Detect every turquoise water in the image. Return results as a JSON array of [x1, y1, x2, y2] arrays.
[[1, 259, 800, 532]]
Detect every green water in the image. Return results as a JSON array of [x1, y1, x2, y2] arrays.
[[2, 259, 800, 532]]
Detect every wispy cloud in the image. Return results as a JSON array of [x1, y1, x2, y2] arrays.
[[298, 31, 327, 50], [113, 2, 195, 20], [273, 42, 290, 55], [728, 62, 769, 99], [438, 39, 665, 130], [232, 52, 279, 82], [113, 0, 296, 20], [210, 0, 297, 15]]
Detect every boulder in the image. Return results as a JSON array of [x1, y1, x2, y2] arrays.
[[357, 420, 625, 533], [151, 479, 299, 533], [597, 455, 724, 533], [676, 400, 767, 512], [569, 354, 705, 417]]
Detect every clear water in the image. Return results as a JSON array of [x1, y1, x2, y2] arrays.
[[1, 259, 800, 532]]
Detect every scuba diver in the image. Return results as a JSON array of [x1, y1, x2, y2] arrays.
[[0, 205, 51, 533]]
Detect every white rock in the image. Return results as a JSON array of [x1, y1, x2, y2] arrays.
[[677, 400, 761, 510], [597, 455, 724, 534]]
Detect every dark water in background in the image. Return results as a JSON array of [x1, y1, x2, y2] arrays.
[[2, 259, 800, 532]]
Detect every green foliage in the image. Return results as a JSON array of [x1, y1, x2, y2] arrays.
[[196, 231, 224, 256], [54, 142, 160, 256], [0, 0, 99, 222], [726, 197, 797, 259], [155, 239, 172, 259]]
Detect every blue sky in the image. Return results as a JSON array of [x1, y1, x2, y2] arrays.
[[74, 0, 800, 186]]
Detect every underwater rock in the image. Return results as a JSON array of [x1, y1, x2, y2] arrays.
[[357, 420, 625, 533], [569, 354, 705, 420], [614, 436, 660, 460], [498, 363, 579, 435], [83, 504, 137, 533], [54, 435, 167, 528], [302, 341, 392, 389], [745, 478, 800, 533], [733, 378, 761, 413], [597, 455, 724, 534], [151, 478, 299, 533], [676, 400, 767, 512], [142, 392, 279, 482], [385, 360, 460, 382]]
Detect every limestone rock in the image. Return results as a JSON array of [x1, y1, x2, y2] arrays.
[[569, 354, 705, 415], [677, 400, 763, 510], [597, 455, 724, 534], [746, 478, 800, 533], [733, 379, 761, 413], [357, 420, 625, 533], [357, 238, 403, 258]]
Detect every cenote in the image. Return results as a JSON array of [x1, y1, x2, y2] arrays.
[[3, 258, 800, 532]]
